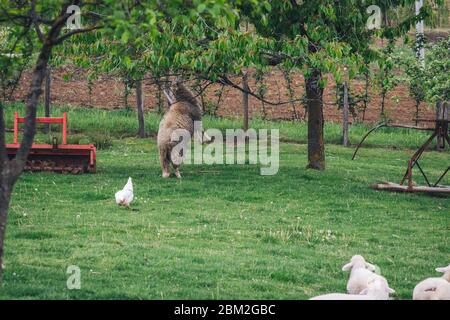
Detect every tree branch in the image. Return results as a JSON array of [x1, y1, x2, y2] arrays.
[[53, 25, 103, 44], [30, 0, 45, 43], [10, 1, 83, 178], [218, 75, 331, 107]]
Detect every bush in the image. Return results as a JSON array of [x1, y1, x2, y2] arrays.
[[88, 132, 113, 149]]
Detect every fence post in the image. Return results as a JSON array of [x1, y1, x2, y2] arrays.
[[136, 80, 146, 138], [436, 101, 448, 151], [242, 71, 249, 131], [342, 82, 350, 147]]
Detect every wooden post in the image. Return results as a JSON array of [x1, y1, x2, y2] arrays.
[[436, 101, 448, 151], [342, 82, 350, 147], [44, 68, 51, 133], [136, 80, 146, 138], [242, 71, 249, 131]]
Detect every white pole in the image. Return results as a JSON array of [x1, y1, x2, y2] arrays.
[[415, 0, 425, 66]]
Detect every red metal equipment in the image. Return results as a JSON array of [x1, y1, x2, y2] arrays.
[[6, 112, 96, 174]]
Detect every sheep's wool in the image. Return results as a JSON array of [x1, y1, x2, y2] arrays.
[[157, 82, 203, 177]]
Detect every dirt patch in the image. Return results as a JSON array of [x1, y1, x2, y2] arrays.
[[10, 67, 436, 126]]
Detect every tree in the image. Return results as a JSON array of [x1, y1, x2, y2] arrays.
[[0, 0, 106, 280], [396, 48, 426, 124], [397, 37, 449, 127], [58, 0, 254, 134], [374, 41, 399, 119], [0, 0, 444, 281], [0, 0, 250, 281], [238, 0, 436, 170], [135, 79, 146, 138], [422, 36, 449, 104]]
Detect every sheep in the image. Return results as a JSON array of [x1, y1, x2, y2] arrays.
[[157, 78, 203, 178], [342, 255, 393, 296], [310, 277, 395, 300], [413, 264, 450, 300]]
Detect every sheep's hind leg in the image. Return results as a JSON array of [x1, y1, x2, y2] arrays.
[[159, 148, 171, 178], [170, 145, 183, 179]]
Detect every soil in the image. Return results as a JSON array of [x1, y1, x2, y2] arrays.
[[10, 66, 437, 126]]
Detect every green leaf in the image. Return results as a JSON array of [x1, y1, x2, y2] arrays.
[[197, 3, 206, 13], [121, 31, 130, 44]]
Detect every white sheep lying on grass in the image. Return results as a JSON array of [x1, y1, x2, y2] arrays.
[[342, 255, 393, 295], [310, 277, 395, 300], [413, 264, 450, 300]]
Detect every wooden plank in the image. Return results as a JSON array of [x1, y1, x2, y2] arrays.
[[371, 182, 450, 194]]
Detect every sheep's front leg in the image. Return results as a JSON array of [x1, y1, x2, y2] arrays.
[[172, 164, 182, 179]]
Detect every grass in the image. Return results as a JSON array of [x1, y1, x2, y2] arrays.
[[0, 122, 448, 299], [4, 102, 435, 150]]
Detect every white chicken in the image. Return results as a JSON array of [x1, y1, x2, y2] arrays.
[[115, 177, 134, 207]]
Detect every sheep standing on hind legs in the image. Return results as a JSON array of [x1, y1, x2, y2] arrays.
[[157, 78, 204, 178]]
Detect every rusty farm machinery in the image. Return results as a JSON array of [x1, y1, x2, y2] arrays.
[[6, 112, 96, 174], [352, 107, 449, 194]]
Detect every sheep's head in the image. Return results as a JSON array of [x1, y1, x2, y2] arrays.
[[360, 278, 395, 299], [342, 255, 376, 272], [164, 77, 200, 108], [436, 264, 450, 281]]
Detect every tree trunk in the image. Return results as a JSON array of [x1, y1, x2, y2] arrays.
[[0, 14, 66, 279], [0, 46, 52, 278], [261, 100, 267, 121], [44, 68, 51, 133], [199, 88, 206, 114], [136, 80, 146, 138], [363, 70, 369, 122], [0, 1, 89, 283], [12, 45, 53, 171], [0, 175, 12, 282], [284, 71, 299, 121], [242, 71, 249, 131], [123, 79, 131, 109], [415, 99, 420, 126], [0, 104, 9, 282], [305, 68, 325, 170], [342, 82, 350, 147], [156, 79, 164, 114]]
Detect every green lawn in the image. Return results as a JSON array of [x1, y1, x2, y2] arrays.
[[4, 102, 436, 150], [0, 131, 448, 299]]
